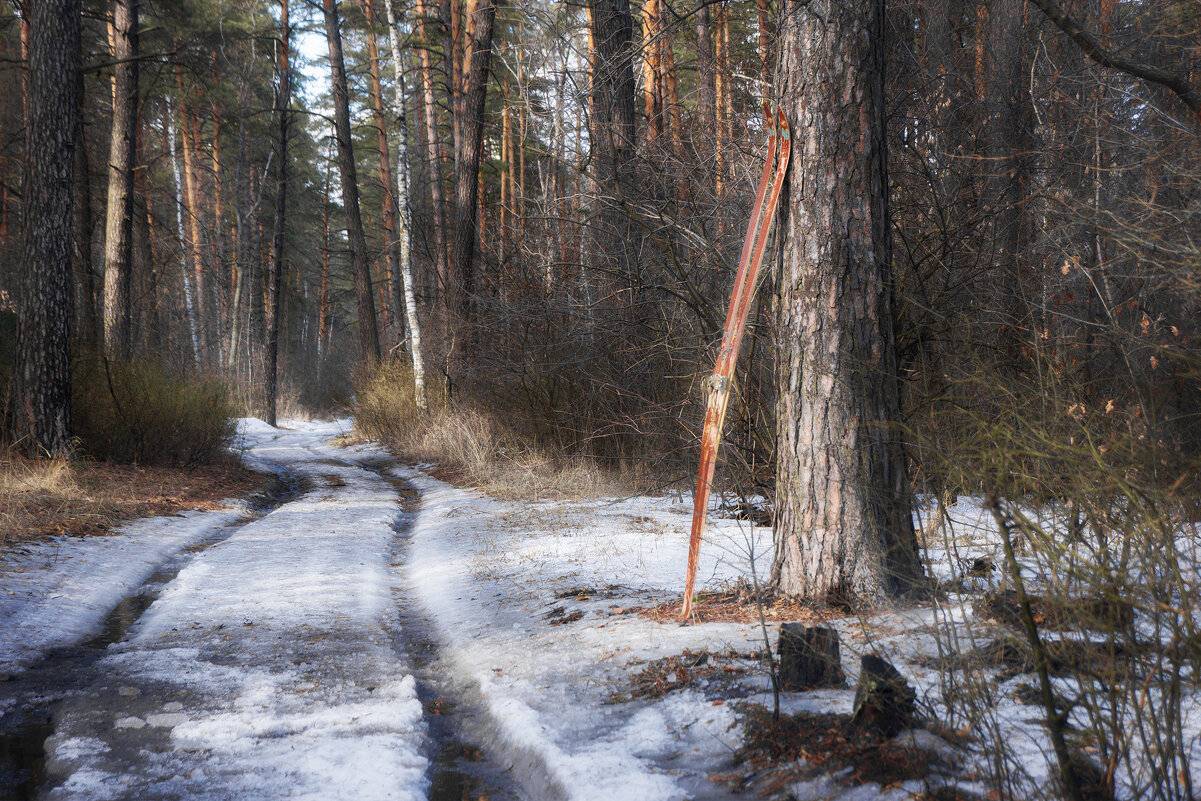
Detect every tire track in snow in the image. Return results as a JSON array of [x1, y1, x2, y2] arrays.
[[25, 424, 427, 801]]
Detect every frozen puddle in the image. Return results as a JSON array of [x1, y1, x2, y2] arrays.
[[0, 421, 521, 801]]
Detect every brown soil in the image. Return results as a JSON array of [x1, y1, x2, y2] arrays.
[[0, 453, 265, 544]]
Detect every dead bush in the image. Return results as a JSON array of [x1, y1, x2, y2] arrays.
[[72, 355, 236, 467], [354, 359, 626, 500]]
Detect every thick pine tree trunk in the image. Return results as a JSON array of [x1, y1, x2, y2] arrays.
[[72, 67, 97, 347], [449, 0, 496, 320], [587, 0, 640, 290], [324, 0, 381, 364], [9, 0, 80, 457], [770, 0, 922, 603], [102, 0, 138, 358]]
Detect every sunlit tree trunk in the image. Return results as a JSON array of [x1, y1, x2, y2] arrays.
[[166, 102, 200, 367], [713, 1, 729, 194], [9, 0, 80, 457], [771, 0, 922, 602], [641, 0, 661, 141], [102, 0, 138, 357], [361, 1, 403, 341], [175, 63, 208, 365], [694, 1, 716, 193], [382, 0, 429, 412], [413, 0, 450, 302], [265, 0, 290, 425]]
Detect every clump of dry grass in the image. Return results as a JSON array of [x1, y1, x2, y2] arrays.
[[0, 451, 81, 538], [354, 360, 626, 500], [726, 705, 960, 797]]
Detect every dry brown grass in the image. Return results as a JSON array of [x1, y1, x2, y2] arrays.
[[0, 450, 264, 544], [354, 360, 652, 501], [360, 402, 624, 501], [722, 705, 961, 796], [623, 589, 829, 625]]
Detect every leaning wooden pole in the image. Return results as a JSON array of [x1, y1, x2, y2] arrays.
[[681, 105, 791, 621]]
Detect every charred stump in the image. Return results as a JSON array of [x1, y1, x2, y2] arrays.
[[851, 655, 915, 737], [778, 624, 846, 690]]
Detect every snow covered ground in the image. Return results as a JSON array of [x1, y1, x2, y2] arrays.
[[3, 420, 428, 800], [4, 419, 1199, 800], [395, 471, 1201, 800], [396, 467, 952, 801]]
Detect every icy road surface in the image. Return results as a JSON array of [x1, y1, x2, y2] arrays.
[[4, 421, 431, 800]]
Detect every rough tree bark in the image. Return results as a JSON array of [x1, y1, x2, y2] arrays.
[[413, 0, 450, 301], [323, 0, 381, 363], [587, 0, 640, 287], [102, 0, 138, 358], [694, 2, 715, 145], [361, 0, 403, 340], [770, 0, 923, 603], [8, 0, 81, 457], [450, 0, 497, 319], [72, 66, 97, 347]]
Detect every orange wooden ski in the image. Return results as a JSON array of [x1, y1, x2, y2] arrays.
[[682, 104, 791, 621]]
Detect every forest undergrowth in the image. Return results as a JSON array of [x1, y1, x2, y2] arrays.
[[1, 354, 260, 544]]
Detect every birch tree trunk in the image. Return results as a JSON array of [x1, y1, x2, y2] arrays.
[[265, 0, 290, 426], [8, 0, 80, 457], [166, 102, 200, 366], [770, 0, 923, 603], [174, 63, 208, 365], [382, 0, 429, 412]]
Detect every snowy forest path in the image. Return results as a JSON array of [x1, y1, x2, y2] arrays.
[[1, 421, 520, 801]]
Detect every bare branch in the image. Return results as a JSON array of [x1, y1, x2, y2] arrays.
[[1027, 0, 1201, 124]]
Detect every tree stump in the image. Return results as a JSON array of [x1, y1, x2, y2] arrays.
[[777, 624, 845, 690], [851, 655, 916, 737]]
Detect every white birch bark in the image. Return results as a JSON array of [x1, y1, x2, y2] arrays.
[[382, 0, 428, 413], [166, 100, 200, 367]]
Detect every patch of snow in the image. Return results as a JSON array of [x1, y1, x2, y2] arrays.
[[21, 420, 430, 801], [0, 507, 246, 675]]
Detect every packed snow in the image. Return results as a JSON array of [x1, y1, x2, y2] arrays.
[[0, 506, 248, 677], [5, 420, 429, 800], [4, 418, 1199, 800]]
